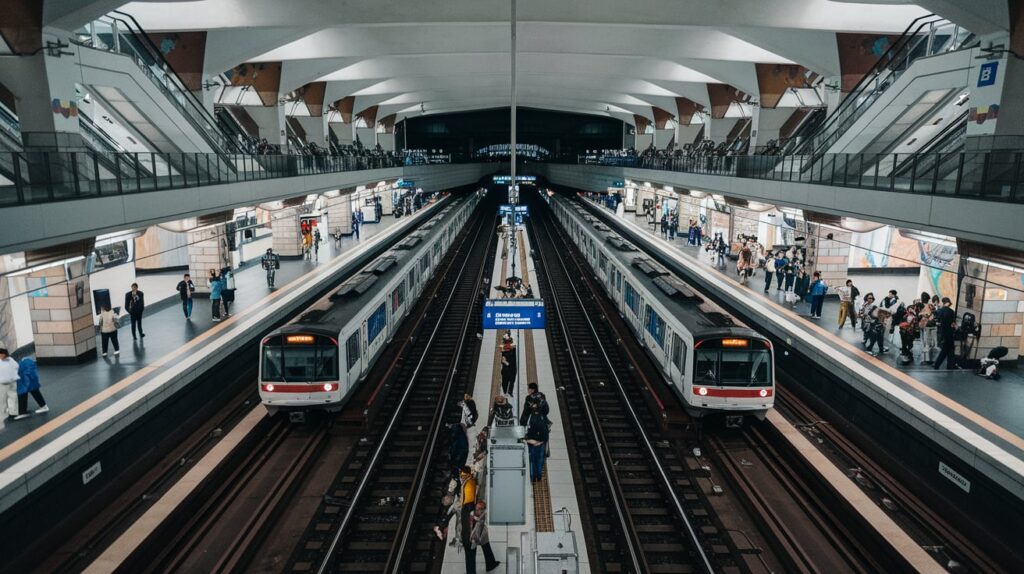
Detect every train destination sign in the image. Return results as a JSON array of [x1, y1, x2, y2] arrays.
[[483, 298, 546, 329]]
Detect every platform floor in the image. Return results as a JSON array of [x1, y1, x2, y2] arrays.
[[0, 219, 400, 468], [590, 199, 1024, 455], [443, 226, 590, 573]]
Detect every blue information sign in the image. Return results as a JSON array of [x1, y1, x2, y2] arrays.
[[483, 299, 545, 329], [396, 179, 416, 188]]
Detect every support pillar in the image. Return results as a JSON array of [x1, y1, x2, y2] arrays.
[[186, 224, 232, 294], [28, 264, 95, 363], [325, 193, 353, 236], [271, 207, 303, 257], [958, 259, 1024, 362], [813, 229, 852, 286]]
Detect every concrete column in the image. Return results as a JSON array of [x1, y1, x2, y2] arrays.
[[271, 207, 303, 257], [379, 188, 394, 216], [959, 260, 1024, 362], [732, 206, 759, 240], [325, 193, 353, 236], [186, 224, 232, 294], [965, 32, 1021, 145], [0, 258, 20, 352], [0, 28, 85, 150], [814, 229, 853, 286], [28, 264, 95, 363], [705, 118, 737, 144]]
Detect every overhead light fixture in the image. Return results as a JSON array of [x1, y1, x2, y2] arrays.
[[966, 256, 1024, 274]]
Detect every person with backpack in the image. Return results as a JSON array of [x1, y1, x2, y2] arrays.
[[221, 268, 236, 316], [881, 290, 903, 334], [519, 382, 549, 426], [932, 297, 958, 370], [774, 252, 788, 291], [524, 404, 550, 482], [467, 501, 502, 573]]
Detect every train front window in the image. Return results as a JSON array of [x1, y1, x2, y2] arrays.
[[693, 348, 771, 387], [262, 344, 339, 382], [719, 350, 771, 386]]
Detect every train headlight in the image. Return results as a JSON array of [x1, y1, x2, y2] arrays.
[[759, 389, 768, 398], [324, 383, 334, 392], [265, 384, 275, 392], [697, 387, 708, 396]]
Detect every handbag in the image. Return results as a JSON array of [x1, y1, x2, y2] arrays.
[[785, 291, 798, 304]]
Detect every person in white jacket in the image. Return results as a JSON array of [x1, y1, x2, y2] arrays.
[[0, 349, 20, 418]]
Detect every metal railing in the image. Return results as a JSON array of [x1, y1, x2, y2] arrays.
[[570, 151, 1024, 203], [0, 150, 409, 206]]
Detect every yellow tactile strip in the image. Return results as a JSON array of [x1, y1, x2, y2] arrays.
[[532, 467, 555, 532]]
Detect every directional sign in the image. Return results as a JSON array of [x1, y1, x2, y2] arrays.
[[483, 298, 546, 329]]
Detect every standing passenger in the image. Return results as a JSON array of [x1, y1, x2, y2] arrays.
[[808, 272, 828, 319], [123, 282, 145, 339], [524, 405, 549, 482], [0, 349, 20, 420], [98, 304, 121, 357], [221, 268, 236, 316], [209, 269, 223, 322], [176, 273, 195, 319], [932, 297, 958, 370]]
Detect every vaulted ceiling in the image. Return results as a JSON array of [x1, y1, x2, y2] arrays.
[[41, 0, 1010, 125]]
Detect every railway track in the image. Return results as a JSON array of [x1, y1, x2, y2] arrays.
[[529, 204, 726, 573], [287, 201, 497, 574]]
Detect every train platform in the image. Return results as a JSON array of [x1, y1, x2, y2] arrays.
[[0, 202, 447, 515], [443, 224, 590, 573], [578, 196, 1024, 502]]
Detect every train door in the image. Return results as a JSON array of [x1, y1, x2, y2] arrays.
[[669, 332, 687, 392]]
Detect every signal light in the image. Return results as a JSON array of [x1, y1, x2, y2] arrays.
[[697, 387, 708, 396], [286, 335, 315, 344], [759, 389, 768, 397], [265, 384, 275, 392], [324, 383, 334, 392]]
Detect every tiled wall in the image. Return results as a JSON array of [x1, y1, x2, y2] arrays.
[[325, 194, 353, 236], [28, 265, 95, 361], [187, 224, 232, 293], [271, 207, 303, 257]]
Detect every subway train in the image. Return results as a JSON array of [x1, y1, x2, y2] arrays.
[[258, 192, 481, 414], [550, 195, 775, 419]]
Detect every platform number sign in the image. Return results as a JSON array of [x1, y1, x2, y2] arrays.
[[82, 461, 102, 485], [978, 61, 998, 87]]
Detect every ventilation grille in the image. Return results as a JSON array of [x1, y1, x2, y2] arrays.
[[652, 276, 704, 302], [330, 272, 379, 299], [368, 256, 397, 274], [701, 311, 736, 328], [299, 309, 328, 323], [631, 257, 668, 277], [396, 235, 423, 250]]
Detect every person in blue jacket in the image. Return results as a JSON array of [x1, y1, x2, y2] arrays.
[[808, 271, 829, 319], [14, 357, 48, 420], [209, 269, 224, 322]]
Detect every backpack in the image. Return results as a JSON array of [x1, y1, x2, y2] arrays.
[[956, 312, 977, 340], [765, 259, 776, 273]]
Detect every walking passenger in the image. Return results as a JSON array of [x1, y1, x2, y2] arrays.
[[98, 304, 121, 357], [0, 349, 20, 420], [808, 272, 828, 319], [15, 357, 47, 419], [209, 269, 223, 322], [793, 268, 810, 307], [836, 280, 858, 329], [124, 283, 145, 339], [449, 423, 469, 473], [468, 501, 502, 573], [176, 273, 195, 319]]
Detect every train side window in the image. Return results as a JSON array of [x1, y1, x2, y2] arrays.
[[346, 333, 360, 370], [391, 284, 405, 313], [644, 305, 665, 348], [367, 303, 387, 344], [598, 252, 607, 272], [672, 333, 685, 371], [624, 282, 639, 315], [408, 268, 416, 289]]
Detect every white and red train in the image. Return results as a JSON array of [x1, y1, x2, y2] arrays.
[[258, 192, 480, 414], [551, 195, 775, 419]]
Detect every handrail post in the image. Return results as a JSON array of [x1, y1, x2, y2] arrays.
[[954, 152, 965, 195], [115, 153, 123, 194], [13, 153, 25, 203], [44, 152, 55, 200], [931, 153, 940, 194], [71, 152, 82, 197]]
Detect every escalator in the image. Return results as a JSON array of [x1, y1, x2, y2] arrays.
[[778, 108, 826, 155], [795, 15, 974, 158], [886, 109, 968, 181], [72, 11, 242, 162], [215, 107, 256, 154]]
